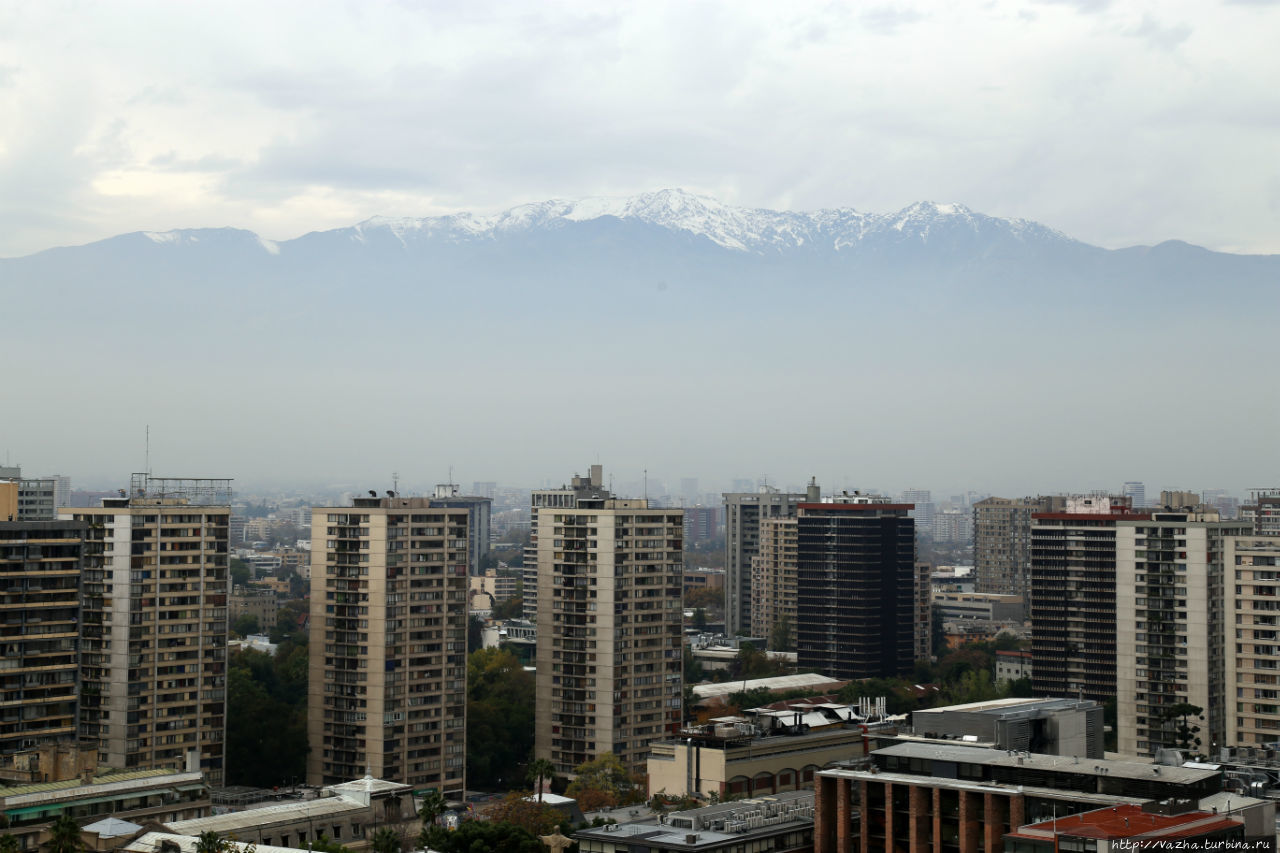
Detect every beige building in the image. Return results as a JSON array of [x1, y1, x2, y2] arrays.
[[648, 710, 866, 799], [307, 496, 469, 795], [1115, 509, 1249, 757], [749, 516, 797, 647], [0, 521, 84, 754], [61, 475, 232, 786], [230, 586, 279, 632], [0, 480, 17, 521], [1225, 535, 1280, 748], [534, 499, 683, 776], [973, 496, 1066, 607], [723, 483, 815, 637]]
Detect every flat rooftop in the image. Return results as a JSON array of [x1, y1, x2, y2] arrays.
[[869, 742, 1218, 786], [1007, 803, 1240, 841]]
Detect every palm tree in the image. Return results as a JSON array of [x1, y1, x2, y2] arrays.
[[41, 816, 81, 853], [194, 832, 227, 853], [417, 789, 447, 828], [527, 757, 555, 803], [370, 827, 399, 853]]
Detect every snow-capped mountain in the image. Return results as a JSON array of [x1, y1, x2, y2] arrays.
[[338, 188, 1075, 254]]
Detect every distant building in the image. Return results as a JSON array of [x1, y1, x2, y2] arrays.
[[899, 697, 1104, 759], [682, 505, 718, 546], [932, 590, 1024, 623], [1241, 488, 1280, 536], [230, 586, 279, 632], [430, 483, 492, 573], [900, 489, 934, 537], [973, 496, 1066, 610], [722, 482, 815, 636], [750, 516, 798, 647], [1224, 535, 1280, 748], [1123, 480, 1146, 509], [994, 649, 1032, 684]]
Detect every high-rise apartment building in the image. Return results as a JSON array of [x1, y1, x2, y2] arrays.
[[1116, 509, 1249, 757], [973, 496, 1066, 606], [430, 484, 492, 573], [1161, 490, 1203, 510], [534, 498, 683, 776], [522, 466, 612, 621], [795, 499, 917, 680], [1225, 535, 1280, 748], [749, 516, 797, 647], [0, 519, 84, 753], [1029, 496, 1140, 703], [0, 468, 72, 521], [1241, 489, 1280, 536], [62, 475, 231, 785], [723, 483, 815, 636], [308, 496, 470, 794]]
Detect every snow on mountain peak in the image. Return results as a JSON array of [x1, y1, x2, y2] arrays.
[[351, 191, 1071, 253]]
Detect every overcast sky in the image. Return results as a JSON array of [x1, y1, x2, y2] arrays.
[[3, 0, 1279, 260]]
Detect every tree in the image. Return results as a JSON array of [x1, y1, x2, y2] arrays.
[[468, 614, 484, 652], [729, 643, 791, 680], [692, 607, 708, 631], [309, 835, 353, 853], [226, 646, 308, 787], [230, 558, 251, 589], [370, 828, 400, 853], [194, 832, 228, 853], [768, 614, 794, 652], [420, 822, 544, 853], [418, 789, 448, 828], [684, 586, 722, 611], [565, 752, 636, 810], [41, 816, 82, 853], [682, 645, 705, 686], [467, 647, 535, 787], [492, 593, 523, 620], [526, 757, 555, 803], [1162, 702, 1205, 754], [231, 613, 260, 638], [1, 834, 21, 853], [481, 792, 565, 835]]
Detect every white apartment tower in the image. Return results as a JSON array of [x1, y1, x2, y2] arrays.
[[534, 497, 683, 776]]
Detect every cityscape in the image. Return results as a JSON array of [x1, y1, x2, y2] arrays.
[[3, 467, 1280, 851], [4, 2, 1280, 852]]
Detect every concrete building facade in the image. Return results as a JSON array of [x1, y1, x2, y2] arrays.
[[534, 499, 683, 776], [750, 516, 797, 648], [1115, 510, 1248, 758], [61, 475, 232, 786], [0, 521, 84, 754], [1225, 535, 1280, 749], [522, 466, 613, 621], [722, 485, 812, 637], [307, 497, 470, 795], [973, 496, 1066, 608]]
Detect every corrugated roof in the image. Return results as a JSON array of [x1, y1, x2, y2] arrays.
[[692, 673, 843, 699]]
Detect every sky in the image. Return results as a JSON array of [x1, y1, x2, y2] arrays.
[[2, 0, 1280, 260]]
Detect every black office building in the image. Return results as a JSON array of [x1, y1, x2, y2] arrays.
[[796, 502, 917, 680]]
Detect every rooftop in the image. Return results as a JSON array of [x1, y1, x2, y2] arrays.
[[691, 673, 846, 700], [0, 769, 204, 808], [166, 797, 366, 835], [867, 743, 1219, 786], [1007, 803, 1240, 841], [575, 791, 814, 849]]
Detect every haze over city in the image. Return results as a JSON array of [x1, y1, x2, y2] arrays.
[[3, 0, 1278, 496]]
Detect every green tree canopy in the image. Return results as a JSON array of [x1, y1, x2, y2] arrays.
[[467, 647, 535, 788], [565, 752, 635, 811], [41, 815, 82, 853], [370, 827, 400, 853], [420, 821, 544, 853]]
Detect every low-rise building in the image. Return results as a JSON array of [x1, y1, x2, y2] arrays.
[[162, 776, 412, 852], [812, 742, 1271, 853], [898, 697, 1104, 759], [994, 649, 1032, 684], [1004, 801, 1245, 852], [230, 586, 279, 631], [648, 703, 873, 799], [576, 790, 814, 853], [0, 768, 209, 850], [932, 591, 1024, 623]]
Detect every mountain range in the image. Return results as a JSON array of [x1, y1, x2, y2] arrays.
[[2, 189, 1275, 490]]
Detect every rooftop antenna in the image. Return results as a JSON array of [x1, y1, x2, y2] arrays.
[[643, 469, 648, 500], [145, 425, 150, 475], [393, 472, 400, 494]]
